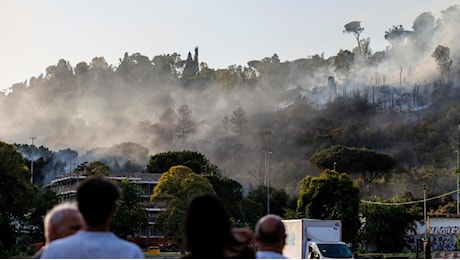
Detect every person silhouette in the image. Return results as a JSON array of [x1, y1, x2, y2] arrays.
[[181, 193, 255, 258]]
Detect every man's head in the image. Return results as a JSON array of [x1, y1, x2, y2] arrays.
[[77, 176, 121, 227], [44, 202, 85, 244], [254, 214, 286, 253]]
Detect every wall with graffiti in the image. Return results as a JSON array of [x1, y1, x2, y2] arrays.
[[410, 217, 460, 258]]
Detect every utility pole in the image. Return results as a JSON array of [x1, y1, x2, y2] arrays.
[[29, 137, 37, 183]]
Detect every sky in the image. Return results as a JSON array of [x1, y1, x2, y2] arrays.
[[1, 0, 459, 91]]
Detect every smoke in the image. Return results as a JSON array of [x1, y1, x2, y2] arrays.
[[1, 5, 460, 192]]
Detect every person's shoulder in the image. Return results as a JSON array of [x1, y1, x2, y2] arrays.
[[31, 247, 44, 259], [256, 250, 287, 259], [112, 235, 144, 256]]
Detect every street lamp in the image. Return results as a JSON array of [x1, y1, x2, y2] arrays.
[[264, 151, 272, 215], [457, 123, 460, 214], [423, 184, 427, 228], [456, 150, 459, 215], [29, 137, 37, 183]]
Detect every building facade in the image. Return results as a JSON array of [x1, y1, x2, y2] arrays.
[[43, 172, 166, 247]]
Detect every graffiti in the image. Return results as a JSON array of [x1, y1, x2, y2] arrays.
[[431, 226, 460, 235], [432, 251, 460, 259], [431, 234, 458, 251], [410, 226, 460, 253], [429, 225, 460, 252]]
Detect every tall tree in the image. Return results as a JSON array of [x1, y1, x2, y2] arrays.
[[343, 21, 364, 56], [112, 179, 148, 239], [297, 169, 360, 244], [384, 25, 414, 47], [246, 185, 289, 217], [150, 166, 214, 249], [204, 175, 244, 222], [175, 104, 196, 141], [230, 107, 248, 136], [432, 45, 453, 79], [0, 141, 37, 253], [310, 145, 397, 183]]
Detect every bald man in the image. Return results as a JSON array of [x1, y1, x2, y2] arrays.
[[254, 214, 287, 259], [33, 202, 85, 258]]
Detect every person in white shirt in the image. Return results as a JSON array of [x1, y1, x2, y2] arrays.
[[33, 202, 85, 258], [41, 176, 144, 259], [255, 214, 288, 259]]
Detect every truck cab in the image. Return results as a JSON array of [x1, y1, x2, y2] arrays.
[[307, 241, 353, 259]]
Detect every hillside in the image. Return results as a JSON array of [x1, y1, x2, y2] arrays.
[[1, 5, 460, 202]]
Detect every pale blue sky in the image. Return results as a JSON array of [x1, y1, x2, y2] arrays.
[[1, 0, 459, 91]]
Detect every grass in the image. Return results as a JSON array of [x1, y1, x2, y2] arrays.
[[145, 251, 181, 259], [356, 252, 419, 259]]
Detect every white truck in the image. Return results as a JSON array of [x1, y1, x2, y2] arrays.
[[282, 219, 353, 259]]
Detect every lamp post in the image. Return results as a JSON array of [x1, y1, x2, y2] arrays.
[[456, 150, 459, 215], [29, 137, 37, 183], [423, 184, 427, 228], [264, 151, 272, 215], [455, 124, 460, 215]]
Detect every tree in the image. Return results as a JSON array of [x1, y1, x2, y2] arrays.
[[244, 185, 290, 227], [223, 115, 230, 136], [343, 21, 364, 56], [230, 107, 249, 136], [354, 38, 372, 58], [157, 107, 177, 144], [333, 49, 354, 78], [112, 179, 148, 239], [359, 196, 418, 253], [310, 145, 397, 183], [297, 169, 360, 244], [74, 161, 110, 176], [146, 150, 219, 175], [150, 166, 215, 248], [239, 197, 264, 229], [432, 45, 452, 79], [45, 59, 74, 87], [25, 188, 59, 243], [0, 141, 37, 253], [384, 25, 414, 47], [175, 104, 196, 141], [204, 175, 244, 222]]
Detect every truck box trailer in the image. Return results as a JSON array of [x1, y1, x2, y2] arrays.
[[282, 219, 353, 259]]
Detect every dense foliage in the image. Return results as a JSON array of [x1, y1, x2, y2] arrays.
[[0, 142, 37, 255], [147, 150, 219, 175], [359, 196, 419, 253], [310, 145, 397, 183], [112, 179, 148, 239], [74, 160, 110, 176], [297, 169, 361, 244], [150, 166, 215, 247]]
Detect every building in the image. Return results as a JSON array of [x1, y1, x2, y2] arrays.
[[43, 172, 167, 247]]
